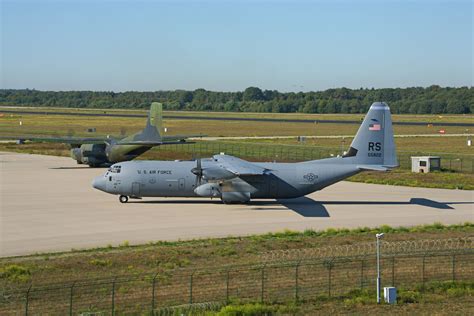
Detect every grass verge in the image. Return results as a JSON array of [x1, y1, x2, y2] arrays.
[[1, 223, 472, 288], [348, 169, 474, 190], [151, 281, 474, 315]]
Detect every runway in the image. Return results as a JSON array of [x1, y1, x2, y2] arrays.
[[1, 152, 473, 257]]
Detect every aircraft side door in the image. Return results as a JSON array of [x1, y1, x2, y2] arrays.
[[132, 182, 141, 196]]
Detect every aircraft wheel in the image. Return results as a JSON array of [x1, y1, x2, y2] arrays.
[[119, 195, 129, 203]]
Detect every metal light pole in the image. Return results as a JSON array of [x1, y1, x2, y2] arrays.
[[376, 233, 384, 303]]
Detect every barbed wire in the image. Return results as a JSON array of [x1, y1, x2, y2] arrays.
[[261, 237, 474, 262]]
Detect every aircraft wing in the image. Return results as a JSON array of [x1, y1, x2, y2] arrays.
[[0, 135, 107, 144], [357, 165, 390, 172], [213, 154, 268, 176]]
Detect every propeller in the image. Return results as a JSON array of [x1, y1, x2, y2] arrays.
[[191, 158, 203, 187]]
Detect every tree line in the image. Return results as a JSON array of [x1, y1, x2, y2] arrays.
[[0, 86, 472, 114]]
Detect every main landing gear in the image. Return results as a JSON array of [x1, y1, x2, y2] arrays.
[[119, 195, 129, 203]]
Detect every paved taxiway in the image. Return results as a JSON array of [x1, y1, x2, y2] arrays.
[[1, 152, 473, 257]]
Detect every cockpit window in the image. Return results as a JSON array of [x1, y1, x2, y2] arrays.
[[109, 165, 121, 173]]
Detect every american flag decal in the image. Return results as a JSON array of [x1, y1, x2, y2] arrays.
[[369, 123, 381, 131]]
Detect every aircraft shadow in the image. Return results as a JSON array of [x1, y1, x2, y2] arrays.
[[275, 197, 330, 217], [249, 197, 471, 217], [49, 167, 97, 170], [129, 197, 471, 218], [314, 198, 470, 210]]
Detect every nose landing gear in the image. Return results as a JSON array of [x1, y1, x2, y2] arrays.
[[119, 195, 129, 203]]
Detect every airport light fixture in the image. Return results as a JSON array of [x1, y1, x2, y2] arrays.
[[376, 233, 384, 303]]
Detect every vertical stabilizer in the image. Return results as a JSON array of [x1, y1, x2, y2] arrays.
[[149, 102, 164, 134], [345, 102, 398, 167], [122, 102, 163, 143]]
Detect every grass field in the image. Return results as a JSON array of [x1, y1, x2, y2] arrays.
[[348, 170, 474, 190], [1, 110, 473, 138], [1, 223, 472, 288], [1, 224, 473, 315], [2, 105, 474, 124], [209, 286, 474, 315], [220, 136, 474, 155], [0, 112, 472, 154]]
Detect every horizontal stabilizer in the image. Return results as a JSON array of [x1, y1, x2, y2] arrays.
[[357, 165, 390, 172], [117, 140, 195, 146], [162, 134, 206, 141]]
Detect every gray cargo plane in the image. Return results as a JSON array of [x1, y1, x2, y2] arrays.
[[93, 102, 398, 203]]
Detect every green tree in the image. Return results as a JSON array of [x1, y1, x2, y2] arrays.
[[446, 101, 466, 114], [243, 87, 264, 101]]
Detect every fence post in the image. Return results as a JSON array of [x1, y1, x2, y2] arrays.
[[25, 284, 32, 316], [151, 272, 159, 314], [261, 264, 266, 303], [226, 270, 230, 304], [69, 281, 76, 316], [392, 257, 395, 286], [360, 260, 364, 289], [422, 256, 426, 289], [189, 271, 195, 304], [328, 264, 332, 297], [452, 254, 456, 282], [325, 261, 333, 298], [295, 261, 300, 302], [111, 277, 116, 316]]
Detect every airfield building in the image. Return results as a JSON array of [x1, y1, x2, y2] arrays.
[[411, 156, 441, 173]]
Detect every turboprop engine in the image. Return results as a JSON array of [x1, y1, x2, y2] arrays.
[[191, 158, 236, 183], [194, 183, 221, 197], [191, 158, 258, 203], [70, 143, 108, 166], [194, 183, 251, 203]]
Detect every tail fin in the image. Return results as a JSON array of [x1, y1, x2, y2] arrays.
[[344, 102, 398, 168], [118, 102, 163, 144], [149, 102, 164, 134]]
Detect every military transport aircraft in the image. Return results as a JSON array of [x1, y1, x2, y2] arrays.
[[2, 103, 200, 167], [93, 102, 398, 203]]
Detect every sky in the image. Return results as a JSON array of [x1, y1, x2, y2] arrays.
[[1, 0, 472, 92]]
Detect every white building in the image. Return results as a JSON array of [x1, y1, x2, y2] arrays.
[[411, 156, 441, 173]]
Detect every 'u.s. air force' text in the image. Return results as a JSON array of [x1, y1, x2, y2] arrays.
[[137, 170, 172, 175]]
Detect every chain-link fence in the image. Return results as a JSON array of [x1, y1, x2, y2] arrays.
[[1, 238, 473, 315], [155, 141, 474, 173]]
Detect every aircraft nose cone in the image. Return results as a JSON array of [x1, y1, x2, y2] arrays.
[[92, 176, 106, 192]]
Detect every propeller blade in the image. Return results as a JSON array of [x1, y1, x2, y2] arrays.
[[191, 158, 203, 187]]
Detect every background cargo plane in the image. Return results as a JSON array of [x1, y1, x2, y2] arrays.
[[2, 102, 199, 167], [93, 102, 398, 203]]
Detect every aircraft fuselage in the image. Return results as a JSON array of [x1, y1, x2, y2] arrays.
[[93, 158, 361, 201]]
